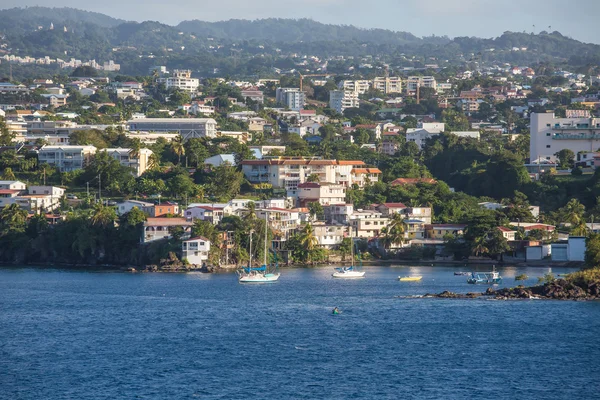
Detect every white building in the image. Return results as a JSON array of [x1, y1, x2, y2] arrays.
[[127, 118, 218, 140], [350, 210, 390, 238], [329, 90, 359, 114], [313, 224, 347, 249], [102, 148, 153, 177], [276, 88, 305, 111], [159, 70, 199, 94], [142, 218, 193, 243], [339, 80, 371, 94], [116, 200, 154, 215], [406, 76, 437, 93], [297, 182, 346, 207], [182, 237, 211, 265], [372, 77, 402, 94], [37, 145, 97, 172], [530, 111, 600, 163], [0, 180, 27, 191]]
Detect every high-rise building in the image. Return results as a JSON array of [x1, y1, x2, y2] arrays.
[[275, 88, 305, 111], [329, 90, 359, 114]]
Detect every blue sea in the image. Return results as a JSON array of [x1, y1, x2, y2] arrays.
[[1, 265, 599, 399]]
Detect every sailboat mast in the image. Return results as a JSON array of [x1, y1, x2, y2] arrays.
[[249, 230, 253, 269], [350, 225, 354, 268], [264, 211, 268, 267]]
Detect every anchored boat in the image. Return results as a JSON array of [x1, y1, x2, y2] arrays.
[[398, 276, 422, 282], [333, 233, 365, 279], [467, 268, 502, 284], [238, 212, 280, 283]]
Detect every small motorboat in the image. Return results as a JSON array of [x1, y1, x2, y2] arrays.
[[454, 272, 469, 276], [398, 276, 422, 282]]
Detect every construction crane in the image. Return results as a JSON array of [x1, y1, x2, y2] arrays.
[[298, 72, 329, 92]]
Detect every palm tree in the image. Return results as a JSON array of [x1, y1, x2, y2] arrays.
[[171, 135, 185, 165], [299, 223, 319, 252], [244, 201, 256, 222], [0, 203, 28, 234], [147, 153, 160, 171], [90, 204, 116, 228], [562, 199, 585, 226], [471, 235, 489, 257], [572, 220, 589, 237], [380, 213, 407, 249], [306, 173, 320, 183], [2, 167, 15, 180]]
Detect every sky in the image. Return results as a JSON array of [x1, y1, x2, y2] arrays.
[[4, 0, 600, 44]]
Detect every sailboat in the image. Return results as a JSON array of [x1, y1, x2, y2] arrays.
[[332, 230, 365, 279], [238, 211, 280, 283]]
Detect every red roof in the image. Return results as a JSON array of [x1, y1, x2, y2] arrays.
[[390, 178, 437, 186], [382, 203, 407, 208], [298, 182, 321, 188], [300, 110, 316, 115], [497, 226, 515, 232], [0, 189, 20, 195]]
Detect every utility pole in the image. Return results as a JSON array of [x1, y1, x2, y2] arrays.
[[87, 181, 90, 198], [98, 173, 101, 203]]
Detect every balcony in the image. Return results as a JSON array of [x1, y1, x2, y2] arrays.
[[552, 133, 600, 140]]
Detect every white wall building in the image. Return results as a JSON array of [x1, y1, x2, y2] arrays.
[[159, 70, 199, 93], [372, 77, 402, 94], [276, 88, 305, 111], [530, 111, 600, 163], [37, 145, 97, 172], [406, 76, 438, 93], [102, 148, 153, 177], [182, 237, 211, 265], [329, 90, 359, 114], [128, 118, 218, 140]]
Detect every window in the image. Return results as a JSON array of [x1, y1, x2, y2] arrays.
[[546, 145, 551, 148], [546, 133, 551, 136], [546, 124, 551, 127]]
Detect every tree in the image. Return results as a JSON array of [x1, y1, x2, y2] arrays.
[[585, 233, 600, 268], [441, 109, 469, 131], [299, 224, 319, 252], [471, 235, 489, 257], [487, 229, 510, 260], [0, 204, 28, 234], [554, 149, 575, 170], [90, 204, 117, 228], [2, 167, 16, 181], [0, 117, 16, 146], [184, 138, 209, 167], [379, 213, 407, 249], [308, 202, 325, 221], [306, 174, 320, 183], [171, 135, 186, 165], [205, 164, 245, 201], [338, 237, 352, 261]]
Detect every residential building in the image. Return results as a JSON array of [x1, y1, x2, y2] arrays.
[[204, 154, 236, 167], [142, 218, 193, 243], [406, 76, 437, 93], [329, 90, 359, 114], [297, 182, 346, 207], [339, 80, 371, 94], [240, 158, 380, 194], [323, 203, 354, 224], [159, 69, 199, 93], [0, 181, 27, 191], [116, 200, 154, 216], [0, 188, 21, 208], [276, 88, 305, 111], [216, 131, 252, 143], [530, 111, 600, 163], [41, 94, 68, 107], [102, 148, 153, 177], [426, 224, 467, 240], [149, 203, 180, 217], [257, 208, 300, 238], [182, 237, 211, 265], [350, 210, 389, 238], [127, 118, 218, 140], [375, 203, 407, 216], [372, 77, 402, 94], [249, 145, 286, 158], [241, 89, 264, 104], [404, 207, 432, 225], [313, 224, 347, 249], [498, 227, 517, 241], [27, 185, 65, 198], [248, 117, 268, 132], [185, 205, 229, 224], [37, 145, 97, 172]]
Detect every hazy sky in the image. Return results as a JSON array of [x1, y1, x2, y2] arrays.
[[5, 0, 600, 43]]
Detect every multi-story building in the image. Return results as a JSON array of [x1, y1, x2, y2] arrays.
[[372, 77, 402, 94], [313, 223, 347, 249], [142, 218, 193, 243], [339, 80, 371, 94], [256, 208, 300, 239], [240, 89, 264, 104], [127, 118, 218, 140], [116, 200, 154, 215], [405, 76, 438, 93], [216, 131, 252, 144], [276, 88, 305, 111], [37, 145, 97, 172], [530, 111, 600, 163], [102, 148, 153, 177], [349, 210, 390, 238], [159, 69, 199, 93], [297, 182, 346, 207], [182, 237, 211, 265], [324, 203, 354, 224], [0, 180, 27, 191], [329, 90, 359, 114], [240, 158, 380, 195]]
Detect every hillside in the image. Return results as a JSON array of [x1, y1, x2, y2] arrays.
[[177, 18, 423, 45]]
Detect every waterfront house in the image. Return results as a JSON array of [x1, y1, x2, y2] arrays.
[[182, 237, 211, 265], [142, 218, 193, 243]]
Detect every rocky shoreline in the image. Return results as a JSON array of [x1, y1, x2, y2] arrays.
[[425, 278, 600, 301]]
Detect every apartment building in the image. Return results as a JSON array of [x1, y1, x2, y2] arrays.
[[127, 118, 218, 140], [405, 76, 438, 93], [313, 224, 347, 249], [159, 69, 199, 93], [350, 210, 390, 238], [217, 131, 252, 144], [297, 182, 347, 207], [329, 90, 359, 114], [339, 80, 371, 94], [102, 148, 153, 177], [275, 88, 305, 111], [324, 203, 354, 224], [372, 77, 402, 94], [530, 111, 600, 163], [240, 158, 380, 194], [142, 218, 193, 243], [256, 208, 301, 238], [37, 145, 97, 172]]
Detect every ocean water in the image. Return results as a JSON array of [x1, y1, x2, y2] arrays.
[[1, 265, 599, 400]]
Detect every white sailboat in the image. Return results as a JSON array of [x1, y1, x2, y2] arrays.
[[332, 229, 365, 279], [238, 211, 280, 283]]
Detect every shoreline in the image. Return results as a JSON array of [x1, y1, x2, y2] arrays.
[[0, 259, 585, 273]]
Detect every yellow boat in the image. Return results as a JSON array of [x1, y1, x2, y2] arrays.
[[398, 276, 422, 282]]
